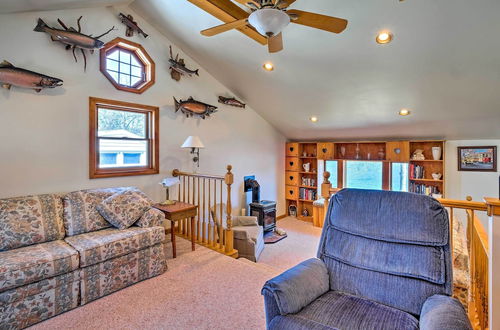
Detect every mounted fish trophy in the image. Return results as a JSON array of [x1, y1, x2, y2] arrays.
[[0, 60, 63, 93], [173, 97, 217, 119], [118, 13, 148, 38], [168, 46, 199, 81], [34, 17, 115, 71], [218, 96, 246, 108]]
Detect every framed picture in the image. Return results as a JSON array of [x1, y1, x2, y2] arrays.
[[457, 146, 497, 172]]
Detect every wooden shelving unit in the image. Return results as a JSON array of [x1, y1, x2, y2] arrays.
[[285, 140, 446, 222]]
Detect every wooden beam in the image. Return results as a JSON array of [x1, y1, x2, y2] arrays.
[[187, 0, 267, 45]]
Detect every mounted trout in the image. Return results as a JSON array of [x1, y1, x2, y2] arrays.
[[218, 96, 246, 108], [169, 46, 199, 81], [0, 60, 63, 93], [118, 13, 148, 38], [34, 17, 115, 71], [174, 97, 217, 119]]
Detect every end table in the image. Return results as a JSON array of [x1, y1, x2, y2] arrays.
[[153, 201, 198, 258]]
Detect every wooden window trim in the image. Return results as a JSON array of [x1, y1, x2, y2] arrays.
[[100, 37, 155, 94], [89, 97, 159, 179]]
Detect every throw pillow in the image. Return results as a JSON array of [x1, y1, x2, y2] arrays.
[[135, 207, 165, 228], [97, 190, 151, 229]]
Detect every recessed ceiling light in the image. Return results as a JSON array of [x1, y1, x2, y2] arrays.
[[263, 62, 274, 71], [399, 109, 411, 116], [376, 31, 393, 44], [310, 116, 318, 122]]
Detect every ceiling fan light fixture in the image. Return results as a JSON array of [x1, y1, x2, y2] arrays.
[[376, 31, 393, 44], [248, 8, 290, 37]]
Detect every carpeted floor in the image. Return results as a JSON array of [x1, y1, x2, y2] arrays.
[[29, 217, 321, 330]]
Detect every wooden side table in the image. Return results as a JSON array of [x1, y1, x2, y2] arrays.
[[153, 201, 198, 258]]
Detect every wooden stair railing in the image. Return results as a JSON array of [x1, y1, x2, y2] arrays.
[[172, 165, 238, 258]]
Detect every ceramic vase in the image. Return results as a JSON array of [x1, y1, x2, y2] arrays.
[[432, 147, 442, 160], [340, 146, 346, 158], [303, 163, 310, 172]]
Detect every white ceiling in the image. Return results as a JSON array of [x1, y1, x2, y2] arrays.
[[130, 0, 500, 140], [2, 0, 499, 140]]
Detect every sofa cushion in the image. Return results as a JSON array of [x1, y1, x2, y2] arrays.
[[0, 240, 79, 293], [63, 187, 148, 236], [97, 190, 151, 229], [64, 226, 165, 267], [135, 208, 165, 228], [293, 291, 419, 330], [0, 194, 65, 251]]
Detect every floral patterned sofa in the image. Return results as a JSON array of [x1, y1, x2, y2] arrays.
[[0, 187, 167, 329]]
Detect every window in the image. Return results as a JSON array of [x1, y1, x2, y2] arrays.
[[391, 162, 409, 192], [345, 161, 383, 190], [89, 97, 159, 178], [325, 161, 338, 188], [100, 37, 155, 94]]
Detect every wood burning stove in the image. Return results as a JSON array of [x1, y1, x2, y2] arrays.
[[250, 201, 277, 232]]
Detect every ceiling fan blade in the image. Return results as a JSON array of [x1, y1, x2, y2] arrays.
[[201, 18, 249, 36], [268, 32, 283, 53], [232, 0, 261, 9], [278, 0, 296, 9], [287, 9, 348, 34]]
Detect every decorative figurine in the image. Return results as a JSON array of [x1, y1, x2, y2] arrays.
[[173, 96, 217, 119], [118, 13, 148, 38], [0, 60, 63, 92], [354, 143, 361, 160], [412, 149, 426, 160], [432, 173, 442, 180], [34, 17, 114, 71], [218, 96, 246, 108], [378, 147, 385, 160], [169, 46, 199, 81]]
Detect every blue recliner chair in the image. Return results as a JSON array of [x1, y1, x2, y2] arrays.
[[262, 189, 472, 330]]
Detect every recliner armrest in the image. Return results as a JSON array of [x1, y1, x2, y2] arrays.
[[419, 295, 472, 330], [261, 258, 330, 316]]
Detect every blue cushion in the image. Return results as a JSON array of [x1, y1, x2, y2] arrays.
[[292, 291, 419, 330], [329, 189, 449, 245], [262, 258, 329, 315], [269, 315, 339, 330], [323, 229, 446, 284]]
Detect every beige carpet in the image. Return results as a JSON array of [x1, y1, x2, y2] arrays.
[[30, 217, 321, 330], [258, 217, 323, 272]]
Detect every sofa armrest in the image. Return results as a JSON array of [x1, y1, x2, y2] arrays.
[[261, 258, 330, 316], [232, 216, 259, 227], [420, 295, 472, 330]]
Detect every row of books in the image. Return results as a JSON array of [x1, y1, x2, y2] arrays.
[[409, 164, 425, 179], [299, 188, 317, 201], [409, 182, 440, 196]]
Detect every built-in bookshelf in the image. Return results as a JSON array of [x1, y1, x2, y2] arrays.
[[285, 140, 446, 222]]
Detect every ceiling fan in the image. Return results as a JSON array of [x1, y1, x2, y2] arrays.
[[199, 0, 348, 53]]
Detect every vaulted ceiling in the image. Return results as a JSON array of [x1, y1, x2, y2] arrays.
[[2, 0, 499, 140]]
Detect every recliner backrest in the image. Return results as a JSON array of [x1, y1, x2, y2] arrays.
[[317, 189, 452, 315]]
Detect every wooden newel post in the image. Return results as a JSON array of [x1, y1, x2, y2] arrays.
[[485, 197, 500, 329], [321, 171, 332, 199], [224, 165, 234, 254]]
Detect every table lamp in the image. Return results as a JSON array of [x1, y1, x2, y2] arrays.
[[181, 136, 205, 167], [159, 177, 180, 205]]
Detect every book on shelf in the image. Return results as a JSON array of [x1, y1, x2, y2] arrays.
[[299, 188, 317, 201], [409, 182, 440, 196], [409, 164, 425, 179]]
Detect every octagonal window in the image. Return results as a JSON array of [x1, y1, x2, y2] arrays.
[[100, 37, 155, 94]]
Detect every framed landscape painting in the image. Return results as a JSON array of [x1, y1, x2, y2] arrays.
[[457, 146, 497, 172]]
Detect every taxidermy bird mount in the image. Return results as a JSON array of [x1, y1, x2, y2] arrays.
[[34, 17, 115, 71], [198, 0, 348, 53]]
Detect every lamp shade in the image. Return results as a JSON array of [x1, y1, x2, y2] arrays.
[[248, 8, 290, 37], [181, 136, 205, 149]]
